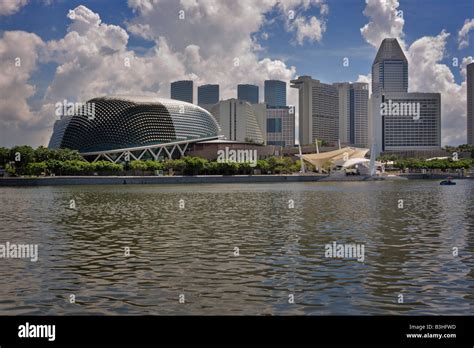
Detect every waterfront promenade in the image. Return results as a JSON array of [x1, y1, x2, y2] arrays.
[[0, 172, 468, 186]]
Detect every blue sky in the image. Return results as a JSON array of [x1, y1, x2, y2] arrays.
[[1, 0, 471, 86], [0, 0, 473, 146]]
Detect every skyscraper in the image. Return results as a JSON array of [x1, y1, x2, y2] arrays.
[[372, 38, 408, 95], [198, 84, 219, 105], [171, 80, 193, 104], [264, 80, 286, 107], [333, 82, 369, 147], [333, 83, 351, 144], [291, 76, 339, 145], [372, 93, 441, 151], [350, 83, 369, 147], [210, 99, 264, 143], [468, 62, 474, 144], [237, 84, 259, 104], [369, 38, 440, 156], [266, 107, 295, 147]]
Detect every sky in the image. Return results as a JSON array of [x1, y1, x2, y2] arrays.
[[0, 0, 473, 147]]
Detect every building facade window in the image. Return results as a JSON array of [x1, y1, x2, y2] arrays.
[[267, 118, 282, 133]]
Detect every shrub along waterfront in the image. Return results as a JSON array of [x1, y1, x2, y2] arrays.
[[0, 146, 306, 176], [0, 146, 472, 177]]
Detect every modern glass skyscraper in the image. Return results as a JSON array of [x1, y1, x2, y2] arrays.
[[329, 82, 369, 147], [372, 38, 408, 95], [468, 62, 474, 144], [291, 76, 339, 145], [198, 84, 219, 105], [171, 80, 193, 104], [350, 83, 369, 147], [264, 80, 286, 107], [369, 38, 440, 156], [237, 84, 259, 104]]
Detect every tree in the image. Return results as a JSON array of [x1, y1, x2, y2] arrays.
[[183, 156, 208, 175], [256, 159, 270, 174], [144, 160, 164, 171], [26, 162, 47, 176], [51, 148, 83, 162], [9, 146, 35, 175], [92, 161, 123, 172], [214, 161, 239, 175], [163, 159, 186, 174], [290, 160, 303, 173], [34, 146, 53, 163], [130, 160, 148, 171], [204, 161, 220, 175], [237, 162, 253, 174], [45, 159, 63, 175], [0, 147, 9, 167], [61, 160, 93, 175]]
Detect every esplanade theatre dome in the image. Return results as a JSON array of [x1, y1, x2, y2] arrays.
[[51, 96, 221, 153]]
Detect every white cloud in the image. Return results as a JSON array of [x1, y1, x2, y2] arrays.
[[0, 0, 28, 16], [0, 31, 44, 124], [127, 0, 161, 15], [2, 1, 327, 146], [0, 30, 48, 146], [360, 0, 469, 146], [458, 18, 474, 49], [275, 0, 328, 45], [360, 0, 404, 49], [292, 16, 326, 45], [407, 31, 467, 145]]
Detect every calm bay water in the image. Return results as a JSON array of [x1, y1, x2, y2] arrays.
[[0, 180, 472, 315]]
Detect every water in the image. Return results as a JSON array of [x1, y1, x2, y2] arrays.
[[0, 181, 472, 315]]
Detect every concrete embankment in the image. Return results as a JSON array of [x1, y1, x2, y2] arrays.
[[0, 175, 326, 186], [0, 173, 469, 186]]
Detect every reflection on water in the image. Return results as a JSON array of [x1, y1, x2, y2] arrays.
[[0, 181, 472, 315]]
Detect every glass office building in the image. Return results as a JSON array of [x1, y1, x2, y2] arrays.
[[171, 80, 193, 104], [264, 80, 286, 107], [237, 84, 259, 104]]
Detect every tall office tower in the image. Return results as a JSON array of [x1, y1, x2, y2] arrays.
[[264, 80, 286, 107], [333, 82, 351, 144], [198, 84, 219, 105], [290, 76, 313, 145], [369, 38, 441, 157], [334, 82, 369, 147], [372, 93, 441, 152], [372, 38, 408, 95], [266, 107, 295, 147], [290, 76, 339, 145], [171, 80, 193, 103], [350, 83, 369, 147], [210, 99, 264, 144], [468, 62, 474, 144], [237, 84, 259, 104]]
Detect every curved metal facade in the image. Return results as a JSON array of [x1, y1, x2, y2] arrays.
[[55, 96, 221, 153]]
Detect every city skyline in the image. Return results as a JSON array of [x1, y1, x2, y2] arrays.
[[0, 0, 473, 147]]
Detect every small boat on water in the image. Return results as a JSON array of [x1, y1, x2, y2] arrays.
[[440, 177, 456, 185]]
